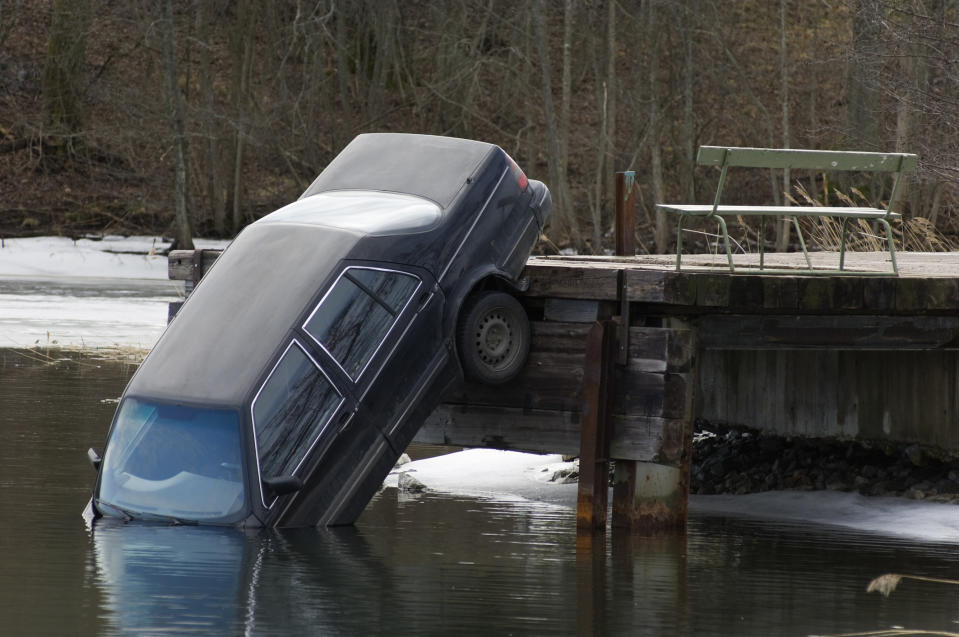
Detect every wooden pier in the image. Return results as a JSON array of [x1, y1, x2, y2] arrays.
[[169, 247, 959, 534]]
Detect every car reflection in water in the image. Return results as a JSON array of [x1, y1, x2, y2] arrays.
[[88, 520, 383, 635]]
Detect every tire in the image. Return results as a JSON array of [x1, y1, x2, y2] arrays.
[[456, 290, 530, 385]]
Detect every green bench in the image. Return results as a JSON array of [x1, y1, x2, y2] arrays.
[[656, 146, 918, 275]]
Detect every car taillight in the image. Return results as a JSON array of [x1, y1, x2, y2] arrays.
[[506, 156, 528, 191]]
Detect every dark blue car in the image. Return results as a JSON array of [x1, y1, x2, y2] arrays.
[[87, 133, 551, 527]]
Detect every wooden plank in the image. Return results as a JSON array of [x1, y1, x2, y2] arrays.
[[523, 261, 620, 300], [544, 298, 607, 323], [624, 269, 697, 305], [415, 404, 670, 462], [446, 350, 586, 412], [416, 404, 582, 456], [527, 321, 592, 352], [168, 249, 221, 280], [611, 371, 692, 421], [895, 277, 959, 312], [697, 315, 959, 350]]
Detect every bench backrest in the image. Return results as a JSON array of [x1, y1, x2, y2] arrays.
[[697, 146, 917, 173]]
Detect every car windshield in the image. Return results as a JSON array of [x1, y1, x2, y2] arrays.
[[97, 398, 246, 523]]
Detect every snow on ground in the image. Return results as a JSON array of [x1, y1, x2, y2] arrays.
[[386, 449, 580, 508], [0, 235, 228, 280], [389, 449, 959, 543], [694, 490, 959, 543]]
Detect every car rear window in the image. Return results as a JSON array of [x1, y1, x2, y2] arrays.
[[303, 267, 420, 380], [261, 190, 442, 235]]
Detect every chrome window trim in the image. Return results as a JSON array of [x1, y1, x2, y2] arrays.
[[356, 290, 434, 404], [250, 338, 345, 509], [301, 266, 422, 384]]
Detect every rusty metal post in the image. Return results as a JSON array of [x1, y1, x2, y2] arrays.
[[575, 532, 607, 634], [577, 320, 615, 531], [614, 171, 636, 257]]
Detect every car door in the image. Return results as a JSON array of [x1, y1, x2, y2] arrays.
[[274, 263, 448, 525]]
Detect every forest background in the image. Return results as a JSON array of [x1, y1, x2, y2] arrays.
[[1, 0, 956, 255]]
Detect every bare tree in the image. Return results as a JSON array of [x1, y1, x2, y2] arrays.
[[649, 0, 667, 253], [532, 0, 579, 247], [157, 0, 193, 249], [777, 0, 791, 251], [42, 0, 91, 160]]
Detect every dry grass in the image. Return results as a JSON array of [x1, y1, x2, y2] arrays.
[[866, 573, 959, 598], [788, 184, 958, 253], [5, 344, 147, 367]]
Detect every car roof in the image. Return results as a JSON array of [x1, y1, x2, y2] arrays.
[[299, 133, 497, 209], [127, 222, 360, 407]]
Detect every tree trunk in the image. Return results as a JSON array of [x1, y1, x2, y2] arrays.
[[533, 0, 578, 248], [649, 1, 667, 254], [229, 0, 256, 234], [605, 0, 617, 245], [196, 0, 224, 236], [847, 0, 882, 149], [681, 0, 695, 202], [158, 0, 194, 250], [777, 0, 790, 252], [42, 0, 91, 159]]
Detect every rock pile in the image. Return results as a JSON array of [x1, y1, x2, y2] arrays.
[[691, 421, 959, 503]]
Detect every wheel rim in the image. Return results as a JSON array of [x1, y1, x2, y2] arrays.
[[474, 309, 515, 369]]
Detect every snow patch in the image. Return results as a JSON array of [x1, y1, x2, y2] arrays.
[[0, 236, 229, 280]]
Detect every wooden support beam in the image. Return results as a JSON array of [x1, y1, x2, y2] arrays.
[[611, 319, 697, 534], [697, 315, 959, 350], [168, 249, 220, 280]]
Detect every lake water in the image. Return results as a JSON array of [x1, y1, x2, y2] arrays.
[[3, 348, 959, 636]]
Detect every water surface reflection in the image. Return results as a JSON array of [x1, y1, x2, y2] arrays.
[[5, 349, 959, 636]]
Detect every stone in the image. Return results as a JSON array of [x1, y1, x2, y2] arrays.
[[904, 444, 925, 467], [398, 471, 427, 493]]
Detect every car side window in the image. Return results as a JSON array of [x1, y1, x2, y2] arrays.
[[303, 267, 420, 380], [252, 341, 342, 484]]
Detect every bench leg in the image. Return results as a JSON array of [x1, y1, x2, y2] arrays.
[[792, 217, 812, 269], [713, 215, 735, 273], [839, 217, 851, 271], [675, 215, 686, 271], [878, 217, 899, 275], [759, 215, 766, 270]]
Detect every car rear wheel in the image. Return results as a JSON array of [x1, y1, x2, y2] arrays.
[[457, 291, 530, 385]]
